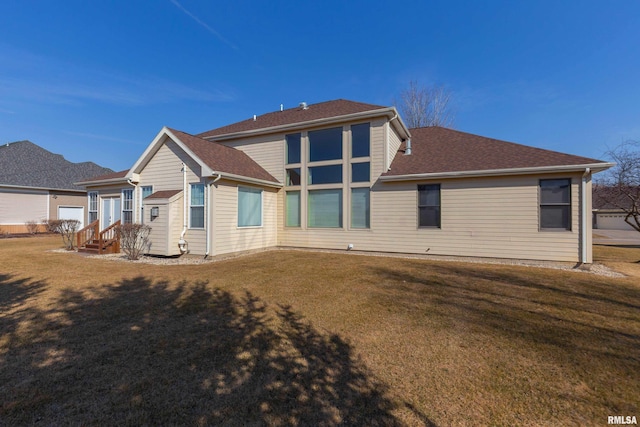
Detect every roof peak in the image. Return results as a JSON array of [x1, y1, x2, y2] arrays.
[[197, 99, 391, 139]]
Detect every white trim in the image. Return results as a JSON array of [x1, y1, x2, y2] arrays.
[[0, 184, 84, 193], [237, 186, 263, 228], [379, 163, 615, 182], [214, 172, 282, 188]]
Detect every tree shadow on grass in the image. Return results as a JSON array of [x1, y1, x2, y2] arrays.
[[1, 276, 406, 426]]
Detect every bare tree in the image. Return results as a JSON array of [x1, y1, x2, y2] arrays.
[[594, 140, 640, 232], [394, 80, 455, 128], [120, 223, 152, 260], [58, 219, 81, 250]]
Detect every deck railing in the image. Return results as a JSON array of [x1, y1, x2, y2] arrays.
[[98, 220, 121, 254], [77, 219, 99, 250]]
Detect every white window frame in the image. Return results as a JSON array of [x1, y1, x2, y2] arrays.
[[189, 183, 206, 229], [140, 186, 153, 224], [238, 186, 263, 228], [122, 189, 134, 224], [88, 191, 98, 223]]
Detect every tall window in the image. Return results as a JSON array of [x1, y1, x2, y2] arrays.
[[351, 123, 370, 158], [418, 184, 441, 228], [309, 127, 342, 162], [190, 184, 205, 228], [140, 186, 153, 223], [351, 188, 370, 229], [238, 187, 262, 227], [122, 189, 133, 224], [286, 191, 301, 227], [540, 179, 571, 230], [88, 192, 98, 223], [286, 133, 301, 164], [308, 189, 342, 228]]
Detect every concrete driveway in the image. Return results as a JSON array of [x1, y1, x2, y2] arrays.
[[593, 229, 640, 246]]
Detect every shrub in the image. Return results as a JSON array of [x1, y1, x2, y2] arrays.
[[25, 220, 40, 235], [44, 219, 64, 234], [58, 219, 80, 250], [120, 223, 151, 260]]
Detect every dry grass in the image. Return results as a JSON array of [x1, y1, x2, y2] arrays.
[[594, 244, 640, 278], [1, 236, 639, 426]]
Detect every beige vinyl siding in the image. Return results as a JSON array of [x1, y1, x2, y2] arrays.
[[387, 125, 403, 170], [137, 137, 206, 252], [145, 193, 185, 256], [219, 134, 285, 183], [279, 173, 585, 262], [369, 119, 386, 181], [213, 180, 278, 256], [0, 188, 48, 226]]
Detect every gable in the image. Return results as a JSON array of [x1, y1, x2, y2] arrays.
[[128, 127, 280, 188]]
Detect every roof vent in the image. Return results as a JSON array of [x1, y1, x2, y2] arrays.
[[299, 102, 308, 110], [253, 114, 257, 121], [280, 103, 284, 112]]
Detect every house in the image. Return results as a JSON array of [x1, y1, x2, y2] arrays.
[[592, 184, 639, 231], [0, 140, 113, 234], [77, 99, 613, 263]]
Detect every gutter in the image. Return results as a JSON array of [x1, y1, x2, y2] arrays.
[[1, 184, 86, 194], [379, 163, 615, 182], [202, 107, 411, 142], [210, 172, 282, 188]]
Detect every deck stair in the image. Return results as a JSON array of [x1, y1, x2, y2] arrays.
[[77, 220, 121, 254]]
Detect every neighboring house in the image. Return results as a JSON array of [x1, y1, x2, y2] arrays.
[[77, 99, 613, 263], [592, 185, 638, 230], [0, 140, 113, 234]]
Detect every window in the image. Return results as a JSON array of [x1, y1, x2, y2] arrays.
[[308, 189, 342, 228], [286, 133, 301, 164], [351, 162, 370, 182], [122, 189, 133, 224], [88, 192, 98, 223], [308, 164, 342, 185], [238, 187, 262, 227], [309, 127, 343, 162], [540, 179, 571, 230], [286, 191, 301, 227], [351, 188, 370, 229], [286, 168, 301, 186], [418, 184, 441, 228], [190, 184, 205, 228], [351, 123, 370, 158], [140, 186, 153, 223]]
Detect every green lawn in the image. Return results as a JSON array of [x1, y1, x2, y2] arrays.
[[1, 236, 639, 426]]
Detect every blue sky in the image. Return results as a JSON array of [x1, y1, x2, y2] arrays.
[[1, 0, 639, 172]]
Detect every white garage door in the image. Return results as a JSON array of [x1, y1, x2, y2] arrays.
[[597, 213, 635, 230], [58, 206, 85, 229]]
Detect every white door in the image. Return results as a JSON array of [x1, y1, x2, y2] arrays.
[[102, 198, 121, 226], [58, 206, 85, 229]]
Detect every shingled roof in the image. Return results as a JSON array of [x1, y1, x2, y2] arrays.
[[383, 127, 608, 177], [198, 99, 388, 139], [0, 140, 114, 191], [169, 129, 279, 183]]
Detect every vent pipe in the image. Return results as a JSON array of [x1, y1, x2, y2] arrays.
[[253, 114, 257, 121], [280, 104, 284, 111], [405, 138, 412, 155], [299, 102, 308, 110]]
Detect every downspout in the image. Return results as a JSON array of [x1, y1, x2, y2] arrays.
[[204, 173, 222, 258], [580, 168, 591, 264], [178, 163, 188, 254]]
